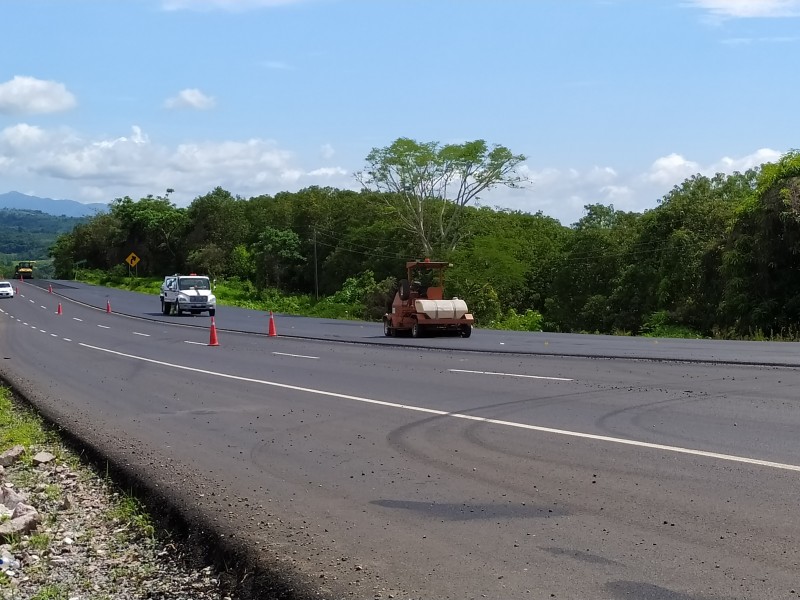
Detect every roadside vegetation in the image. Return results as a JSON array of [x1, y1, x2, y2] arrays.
[[39, 140, 800, 340], [0, 386, 223, 599]]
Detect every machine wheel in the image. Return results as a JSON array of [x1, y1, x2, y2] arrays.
[[161, 300, 170, 315], [399, 279, 411, 301], [209, 309, 216, 317], [411, 321, 423, 338], [460, 324, 472, 338], [383, 319, 394, 337], [175, 304, 182, 316]]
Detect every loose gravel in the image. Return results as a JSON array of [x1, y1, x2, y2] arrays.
[[1, 437, 229, 600]]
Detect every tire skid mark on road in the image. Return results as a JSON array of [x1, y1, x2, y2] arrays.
[[78, 341, 800, 473]]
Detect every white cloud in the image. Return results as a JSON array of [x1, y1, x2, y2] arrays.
[[0, 76, 76, 115], [0, 123, 47, 147], [0, 120, 786, 227], [308, 166, 348, 177], [164, 89, 216, 110], [481, 147, 785, 225], [688, 0, 800, 17], [710, 148, 782, 171], [643, 153, 701, 187], [0, 123, 352, 206]]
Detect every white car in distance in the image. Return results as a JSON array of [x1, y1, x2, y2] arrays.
[[0, 281, 15, 299]]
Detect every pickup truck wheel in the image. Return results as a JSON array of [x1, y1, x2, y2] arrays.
[[209, 309, 216, 317], [460, 324, 472, 338], [411, 321, 423, 338]]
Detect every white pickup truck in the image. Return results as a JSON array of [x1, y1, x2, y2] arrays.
[[160, 274, 216, 316]]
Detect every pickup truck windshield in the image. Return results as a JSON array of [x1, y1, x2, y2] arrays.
[[178, 278, 210, 291]]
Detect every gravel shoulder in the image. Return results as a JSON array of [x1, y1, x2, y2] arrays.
[[1, 392, 227, 600], [0, 385, 383, 600]]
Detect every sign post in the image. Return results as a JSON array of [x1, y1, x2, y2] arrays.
[[126, 252, 140, 277]]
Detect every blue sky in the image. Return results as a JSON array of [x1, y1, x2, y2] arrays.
[[1, 0, 798, 225]]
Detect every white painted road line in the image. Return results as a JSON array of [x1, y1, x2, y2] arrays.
[[63, 338, 72, 342], [73, 318, 83, 322], [79, 342, 800, 473], [50, 334, 58, 338], [133, 332, 151, 337], [449, 369, 573, 381], [184, 341, 206, 346], [97, 325, 110, 329], [40, 305, 46, 309], [273, 352, 319, 360]]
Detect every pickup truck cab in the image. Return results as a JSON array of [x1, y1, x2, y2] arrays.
[[160, 274, 216, 316]]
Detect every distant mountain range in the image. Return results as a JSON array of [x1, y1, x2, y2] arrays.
[[0, 191, 107, 218]]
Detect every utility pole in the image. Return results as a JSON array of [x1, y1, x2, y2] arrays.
[[313, 228, 319, 300]]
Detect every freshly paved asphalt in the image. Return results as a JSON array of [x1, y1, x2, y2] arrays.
[[1, 279, 799, 599], [39, 279, 800, 366]]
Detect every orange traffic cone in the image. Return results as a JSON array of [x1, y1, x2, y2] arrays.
[[209, 317, 220, 346], [48, 284, 53, 293], [106, 299, 112, 313], [57, 302, 62, 316], [268, 311, 277, 337]]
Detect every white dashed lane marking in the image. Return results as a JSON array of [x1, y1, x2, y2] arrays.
[[273, 352, 319, 360], [449, 369, 573, 381], [79, 342, 800, 473]]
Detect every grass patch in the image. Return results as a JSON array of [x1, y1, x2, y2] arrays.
[[108, 492, 154, 539], [0, 387, 50, 449], [27, 532, 52, 553], [30, 584, 69, 600]]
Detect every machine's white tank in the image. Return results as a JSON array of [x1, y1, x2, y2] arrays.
[[414, 299, 469, 319]]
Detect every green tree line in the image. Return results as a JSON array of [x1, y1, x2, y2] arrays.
[[48, 143, 800, 338]]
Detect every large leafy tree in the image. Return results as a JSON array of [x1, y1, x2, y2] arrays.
[[546, 204, 641, 332], [720, 151, 800, 334], [106, 194, 187, 274], [357, 138, 526, 257], [251, 226, 306, 290], [185, 187, 249, 276]]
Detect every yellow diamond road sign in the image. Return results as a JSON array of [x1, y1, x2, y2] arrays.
[[126, 252, 140, 267]]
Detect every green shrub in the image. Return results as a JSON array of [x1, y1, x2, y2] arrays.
[[640, 310, 701, 338], [488, 308, 544, 331]]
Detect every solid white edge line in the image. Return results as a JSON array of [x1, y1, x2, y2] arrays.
[[273, 352, 320, 360], [449, 368, 573, 381], [78, 342, 800, 473]]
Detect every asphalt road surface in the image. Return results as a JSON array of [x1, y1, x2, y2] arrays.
[[1, 280, 799, 600]]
